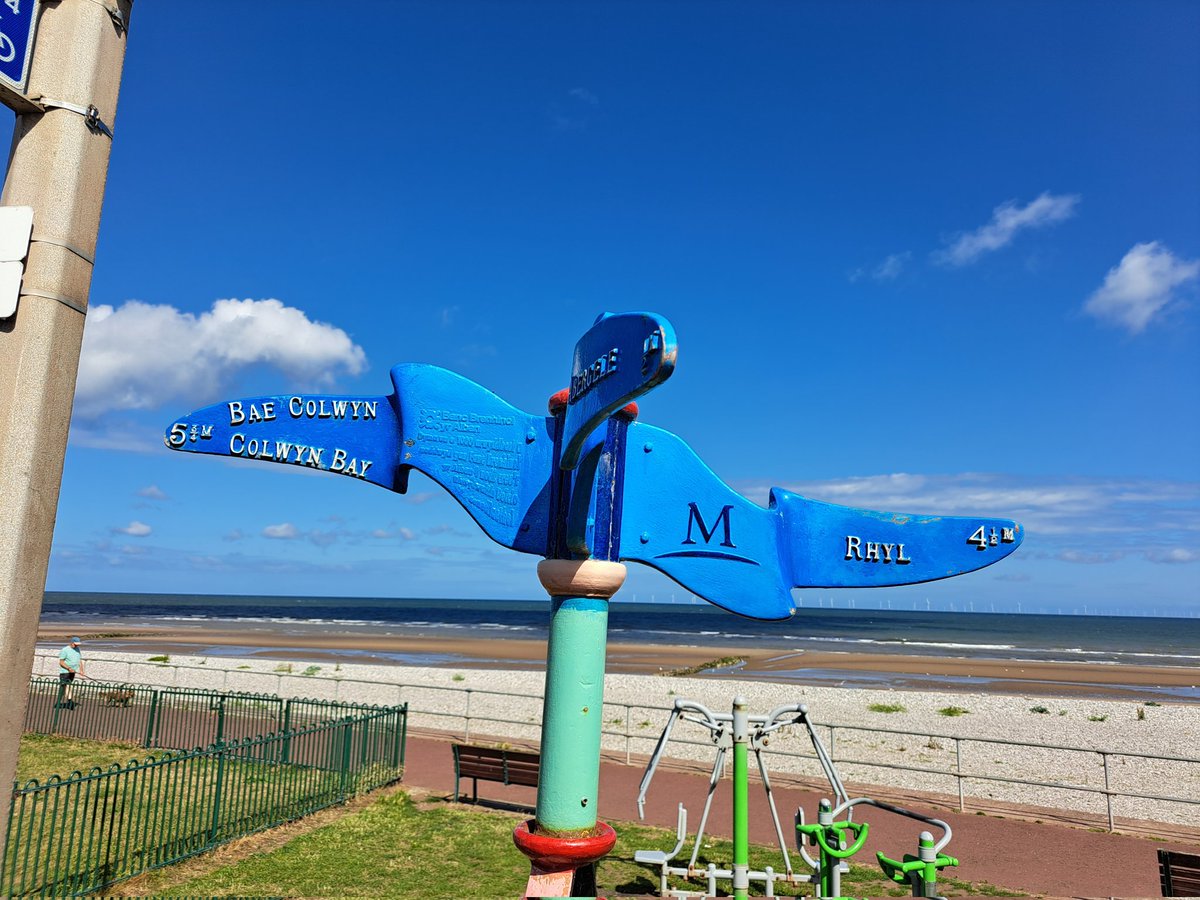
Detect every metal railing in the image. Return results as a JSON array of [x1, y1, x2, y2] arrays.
[[395, 681, 1200, 835], [8, 680, 407, 897], [801, 721, 1199, 833]]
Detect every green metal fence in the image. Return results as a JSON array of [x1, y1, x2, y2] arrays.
[[7, 680, 407, 897], [22, 676, 390, 753]]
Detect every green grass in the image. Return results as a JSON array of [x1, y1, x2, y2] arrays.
[[147, 654, 169, 663], [938, 706, 970, 717], [131, 790, 1024, 898], [16, 733, 145, 784], [868, 702, 906, 713], [8, 732, 401, 898], [1029, 705, 1050, 714]]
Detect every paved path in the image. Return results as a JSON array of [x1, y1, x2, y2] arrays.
[[401, 731, 1198, 899]]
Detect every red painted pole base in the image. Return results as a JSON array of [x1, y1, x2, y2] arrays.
[[513, 819, 616, 898]]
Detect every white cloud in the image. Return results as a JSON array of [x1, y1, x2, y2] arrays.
[[74, 298, 367, 419], [935, 192, 1079, 266], [136, 485, 168, 500], [372, 527, 416, 540], [850, 252, 911, 283], [262, 522, 299, 539], [550, 88, 600, 130], [1146, 547, 1200, 564], [1083, 242, 1199, 334], [309, 530, 339, 548], [113, 521, 152, 537]]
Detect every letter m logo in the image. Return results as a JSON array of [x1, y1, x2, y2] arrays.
[[683, 503, 736, 548]]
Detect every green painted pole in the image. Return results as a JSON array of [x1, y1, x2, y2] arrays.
[[731, 696, 750, 900], [918, 831, 936, 898], [143, 689, 160, 748], [536, 593, 609, 832], [281, 700, 292, 764], [515, 558, 624, 897], [210, 746, 226, 846]]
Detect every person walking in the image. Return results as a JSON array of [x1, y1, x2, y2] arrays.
[[56, 637, 84, 709]]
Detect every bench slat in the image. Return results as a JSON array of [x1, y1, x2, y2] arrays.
[[453, 743, 540, 799], [1159, 849, 1200, 896]]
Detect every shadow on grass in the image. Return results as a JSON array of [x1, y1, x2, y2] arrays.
[[439, 791, 535, 815]]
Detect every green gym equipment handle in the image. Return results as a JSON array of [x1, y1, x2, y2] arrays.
[[797, 820, 869, 859], [877, 851, 959, 883]]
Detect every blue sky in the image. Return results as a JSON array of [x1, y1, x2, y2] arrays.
[[18, 2, 1199, 615]]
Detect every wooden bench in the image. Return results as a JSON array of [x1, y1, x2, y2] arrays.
[[1160, 849, 1200, 897], [452, 743, 540, 804]]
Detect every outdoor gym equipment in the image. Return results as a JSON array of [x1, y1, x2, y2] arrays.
[[796, 796, 957, 899], [877, 828, 958, 898], [634, 696, 848, 899], [165, 311, 1020, 897], [795, 798, 867, 898]]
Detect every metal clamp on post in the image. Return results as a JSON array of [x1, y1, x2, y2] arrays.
[[31, 233, 95, 266], [29, 96, 114, 138], [20, 286, 88, 315], [79, 0, 128, 34]]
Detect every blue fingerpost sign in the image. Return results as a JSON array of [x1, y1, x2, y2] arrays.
[[165, 312, 1023, 620], [559, 312, 677, 470], [166, 310, 1023, 891], [0, 0, 38, 96]]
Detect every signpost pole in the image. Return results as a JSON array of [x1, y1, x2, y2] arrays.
[[512, 390, 631, 896], [0, 0, 132, 865], [513, 559, 622, 897]]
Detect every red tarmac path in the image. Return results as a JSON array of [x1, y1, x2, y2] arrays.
[[401, 731, 1199, 899]]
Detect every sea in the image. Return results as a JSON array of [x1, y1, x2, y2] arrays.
[[42, 592, 1200, 688]]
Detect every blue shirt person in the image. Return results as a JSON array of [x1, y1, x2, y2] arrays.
[[56, 637, 83, 708]]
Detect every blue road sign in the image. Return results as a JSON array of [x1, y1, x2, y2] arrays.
[[559, 312, 676, 470], [0, 0, 38, 95], [164, 312, 1024, 620]]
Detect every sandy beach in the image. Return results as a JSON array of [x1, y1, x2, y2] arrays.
[[36, 619, 1200, 702]]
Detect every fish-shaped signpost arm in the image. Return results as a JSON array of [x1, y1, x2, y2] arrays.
[[163, 364, 555, 557], [771, 490, 1023, 588], [163, 392, 407, 490], [388, 364, 555, 556], [616, 423, 1023, 621]]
